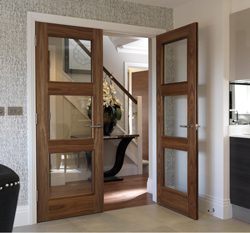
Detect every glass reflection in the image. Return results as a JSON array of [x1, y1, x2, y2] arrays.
[[50, 95, 92, 140], [50, 151, 93, 197], [49, 37, 92, 83]]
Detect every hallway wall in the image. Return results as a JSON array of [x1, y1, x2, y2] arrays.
[[0, 0, 172, 207], [174, 0, 231, 219]]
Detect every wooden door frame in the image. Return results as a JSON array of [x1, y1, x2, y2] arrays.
[[27, 12, 165, 225]]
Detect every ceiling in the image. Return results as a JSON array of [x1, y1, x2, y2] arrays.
[[109, 36, 148, 54], [123, 0, 191, 8], [109, 0, 192, 52]]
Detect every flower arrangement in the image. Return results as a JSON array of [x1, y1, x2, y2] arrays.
[[103, 79, 122, 119], [87, 79, 122, 135]]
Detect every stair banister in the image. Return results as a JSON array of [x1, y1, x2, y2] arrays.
[[74, 39, 137, 104]]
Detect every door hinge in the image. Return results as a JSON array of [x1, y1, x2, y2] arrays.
[[36, 190, 38, 202], [35, 113, 38, 125], [35, 35, 37, 47]]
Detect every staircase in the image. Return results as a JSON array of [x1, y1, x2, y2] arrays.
[[49, 39, 143, 176]]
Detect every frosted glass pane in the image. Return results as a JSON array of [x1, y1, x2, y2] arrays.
[[164, 149, 187, 193], [164, 95, 187, 138], [164, 39, 187, 83]]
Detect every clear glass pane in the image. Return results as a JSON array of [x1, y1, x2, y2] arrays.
[[50, 95, 92, 139], [50, 151, 93, 198], [164, 95, 187, 138], [164, 149, 187, 193], [164, 39, 187, 83], [49, 37, 92, 82]]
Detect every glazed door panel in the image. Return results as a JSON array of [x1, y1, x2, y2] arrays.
[[157, 23, 198, 219], [36, 22, 103, 222]]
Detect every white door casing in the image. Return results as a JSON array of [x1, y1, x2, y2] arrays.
[[27, 12, 165, 225]]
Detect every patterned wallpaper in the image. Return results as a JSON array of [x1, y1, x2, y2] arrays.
[[0, 0, 173, 205]]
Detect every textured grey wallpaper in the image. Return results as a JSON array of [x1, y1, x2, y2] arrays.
[[0, 0, 172, 205]]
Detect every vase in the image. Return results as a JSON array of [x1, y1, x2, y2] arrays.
[[103, 119, 117, 136], [87, 105, 121, 136], [103, 106, 117, 136]]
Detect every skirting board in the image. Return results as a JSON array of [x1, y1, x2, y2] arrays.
[[199, 194, 232, 219], [147, 176, 232, 219], [147, 177, 157, 202], [14, 205, 30, 227], [147, 177, 153, 194], [232, 204, 250, 224], [13, 196, 233, 227], [145, 181, 233, 220]]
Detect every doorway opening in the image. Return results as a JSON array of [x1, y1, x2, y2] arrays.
[[29, 12, 199, 225], [101, 34, 153, 210]]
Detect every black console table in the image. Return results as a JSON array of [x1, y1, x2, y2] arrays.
[[72, 134, 139, 182], [103, 134, 139, 182]]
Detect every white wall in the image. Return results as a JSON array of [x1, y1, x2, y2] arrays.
[[230, 7, 250, 81], [231, 0, 250, 14], [103, 36, 148, 84], [103, 36, 148, 129], [174, 0, 231, 219]]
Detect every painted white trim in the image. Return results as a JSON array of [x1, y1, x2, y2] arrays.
[[124, 62, 148, 133], [199, 194, 232, 219], [27, 12, 165, 37], [147, 177, 153, 194], [148, 38, 157, 202], [27, 13, 37, 225], [14, 205, 30, 227], [27, 11, 165, 226], [232, 204, 250, 223], [136, 96, 143, 175]]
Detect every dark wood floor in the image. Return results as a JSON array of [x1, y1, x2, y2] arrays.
[[104, 175, 154, 211]]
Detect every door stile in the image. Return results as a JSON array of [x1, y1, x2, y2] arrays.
[[187, 23, 198, 219], [36, 22, 50, 221], [92, 29, 104, 212]]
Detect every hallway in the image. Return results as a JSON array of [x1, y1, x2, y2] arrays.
[[104, 175, 153, 211]]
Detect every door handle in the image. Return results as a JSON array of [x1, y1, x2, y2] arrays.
[[89, 124, 103, 128], [179, 124, 191, 128], [180, 124, 200, 130]]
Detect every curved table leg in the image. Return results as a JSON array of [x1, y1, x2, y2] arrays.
[[104, 137, 133, 181]]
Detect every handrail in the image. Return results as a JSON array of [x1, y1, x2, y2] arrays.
[[74, 39, 137, 104]]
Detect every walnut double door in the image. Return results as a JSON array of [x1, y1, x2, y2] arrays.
[[36, 22, 103, 222], [157, 23, 199, 219]]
